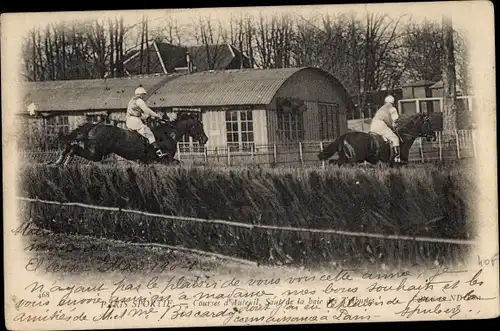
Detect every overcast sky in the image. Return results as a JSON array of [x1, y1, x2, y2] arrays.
[[11, 2, 477, 45]]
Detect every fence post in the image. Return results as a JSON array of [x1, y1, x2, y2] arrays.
[[419, 137, 424, 163], [227, 147, 231, 166], [471, 130, 477, 158], [251, 144, 255, 164], [273, 144, 277, 165], [320, 141, 325, 169], [438, 131, 443, 161], [455, 130, 461, 159], [177, 144, 181, 160], [204, 145, 208, 163], [299, 141, 303, 166]]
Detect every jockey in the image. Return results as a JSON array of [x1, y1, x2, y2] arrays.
[[126, 86, 169, 158], [370, 95, 401, 163]]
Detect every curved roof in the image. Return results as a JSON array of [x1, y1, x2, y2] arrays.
[[20, 74, 179, 113], [19, 67, 354, 113], [148, 67, 355, 111]]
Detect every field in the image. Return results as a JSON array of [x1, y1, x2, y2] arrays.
[[18, 161, 477, 271]]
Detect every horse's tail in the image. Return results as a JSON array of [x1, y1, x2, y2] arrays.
[[60, 122, 97, 143], [318, 135, 344, 160]]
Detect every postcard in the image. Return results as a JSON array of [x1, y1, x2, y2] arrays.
[[2, 2, 498, 330]]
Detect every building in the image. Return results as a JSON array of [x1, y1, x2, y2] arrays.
[[19, 67, 353, 164], [122, 41, 252, 75]]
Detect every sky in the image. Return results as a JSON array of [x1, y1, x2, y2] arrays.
[[3, 1, 493, 90], [8, 2, 478, 46]]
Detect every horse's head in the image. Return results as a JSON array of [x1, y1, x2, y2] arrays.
[[420, 114, 437, 141], [174, 113, 209, 145], [396, 113, 437, 142]]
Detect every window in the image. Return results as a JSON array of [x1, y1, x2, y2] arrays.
[[44, 115, 70, 137], [86, 114, 110, 124], [225, 110, 254, 152], [318, 103, 340, 140], [277, 110, 304, 143]]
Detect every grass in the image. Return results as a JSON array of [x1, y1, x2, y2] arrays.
[[18, 162, 477, 269]]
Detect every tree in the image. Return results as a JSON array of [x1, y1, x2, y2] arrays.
[[191, 15, 227, 70], [442, 15, 458, 132], [402, 20, 443, 82], [254, 12, 295, 69]]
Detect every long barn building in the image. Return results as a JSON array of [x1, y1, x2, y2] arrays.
[[19, 67, 354, 165]]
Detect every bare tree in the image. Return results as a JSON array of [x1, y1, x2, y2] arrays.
[[402, 20, 443, 82], [152, 17, 183, 45], [254, 12, 295, 69], [442, 15, 458, 132], [191, 15, 226, 70], [453, 30, 472, 94]]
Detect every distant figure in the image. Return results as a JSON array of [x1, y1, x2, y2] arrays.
[[126, 86, 169, 158], [370, 95, 401, 163]]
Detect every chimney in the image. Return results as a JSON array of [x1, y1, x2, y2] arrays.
[[186, 52, 193, 73]]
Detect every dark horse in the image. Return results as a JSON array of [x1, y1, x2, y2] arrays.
[[51, 113, 208, 165], [318, 113, 437, 167]]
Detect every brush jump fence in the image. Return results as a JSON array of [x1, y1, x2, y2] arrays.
[[18, 196, 479, 266], [20, 130, 475, 166]]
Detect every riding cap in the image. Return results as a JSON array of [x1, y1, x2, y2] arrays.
[[384, 95, 395, 104], [134, 87, 147, 96]]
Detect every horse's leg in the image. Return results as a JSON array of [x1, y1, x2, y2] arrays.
[[52, 144, 72, 165], [71, 145, 104, 162], [63, 148, 76, 166]]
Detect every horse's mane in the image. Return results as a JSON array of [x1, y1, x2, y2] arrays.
[[396, 113, 426, 130]]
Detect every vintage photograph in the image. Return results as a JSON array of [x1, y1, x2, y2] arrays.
[[3, 2, 498, 329]]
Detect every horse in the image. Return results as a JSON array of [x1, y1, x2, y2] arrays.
[[317, 113, 437, 167], [51, 113, 208, 166]]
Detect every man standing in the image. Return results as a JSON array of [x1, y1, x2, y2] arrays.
[[126, 86, 169, 158], [370, 95, 401, 163]]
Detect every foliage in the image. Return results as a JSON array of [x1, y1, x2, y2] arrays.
[[20, 163, 476, 267]]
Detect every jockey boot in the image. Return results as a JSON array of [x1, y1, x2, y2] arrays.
[[152, 142, 169, 158], [393, 146, 401, 163]]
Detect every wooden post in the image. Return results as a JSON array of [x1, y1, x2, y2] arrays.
[[251, 144, 255, 164], [320, 141, 325, 169], [471, 129, 477, 158], [419, 137, 425, 163], [227, 146, 231, 166], [204, 145, 208, 163], [438, 131, 443, 161], [455, 130, 461, 159], [273, 144, 277, 165], [299, 141, 304, 166], [177, 144, 181, 160]]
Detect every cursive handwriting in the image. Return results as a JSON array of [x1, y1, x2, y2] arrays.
[[10, 265, 497, 327]]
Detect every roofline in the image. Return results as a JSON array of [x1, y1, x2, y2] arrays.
[[272, 66, 356, 113], [153, 40, 168, 74], [229, 44, 250, 60], [227, 43, 235, 58], [19, 67, 355, 112]]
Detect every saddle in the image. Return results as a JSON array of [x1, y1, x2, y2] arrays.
[[367, 132, 398, 160]]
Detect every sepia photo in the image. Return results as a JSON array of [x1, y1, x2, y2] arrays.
[[2, 2, 498, 330]]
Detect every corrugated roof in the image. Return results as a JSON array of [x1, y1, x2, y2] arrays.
[[148, 67, 305, 107], [20, 74, 182, 113], [19, 67, 355, 113]]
